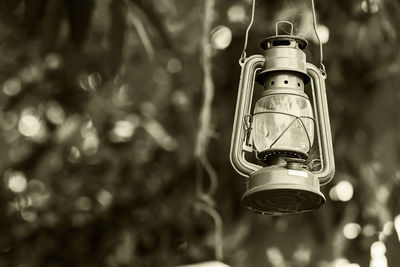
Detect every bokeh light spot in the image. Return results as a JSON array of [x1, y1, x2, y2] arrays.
[[83, 134, 99, 155], [45, 53, 63, 70], [28, 179, 50, 208], [394, 215, 400, 241], [171, 90, 189, 109], [332, 259, 360, 267], [19, 64, 43, 83], [382, 221, 393, 236], [7, 171, 27, 193], [362, 224, 376, 237], [329, 180, 353, 202], [88, 72, 102, 90], [371, 241, 386, 257], [75, 196, 92, 211], [27, 179, 46, 193], [3, 77, 22, 96], [81, 120, 99, 154], [152, 67, 169, 86], [81, 120, 94, 138], [18, 115, 41, 137], [317, 25, 330, 44], [292, 245, 311, 266], [227, 4, 246, 23], [265, 247, 284, 266], [68, 146, 81, 163], [211, 26, 232, 50], [167, 58, 182, 73], [370, 241, 387, 267], [140, 101, 158, 118], [376, 186, 389, 203], [361, 0, 379, 14], [97, 190, 113, 207], [15, 194, 32, 209], [333, 258, 350, 267], [113, 120, 135, 139], [343, 223, 361, 239], [46, 101, 65, 125]]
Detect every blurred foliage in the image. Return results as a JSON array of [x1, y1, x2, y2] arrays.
[[0, 0, 400, 267]]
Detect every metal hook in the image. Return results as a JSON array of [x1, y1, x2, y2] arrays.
[[275, 21, 294, 36], [239, 52, 246, 67], [319, 63, 327, 79]]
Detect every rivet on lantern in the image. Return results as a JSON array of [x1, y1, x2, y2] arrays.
[[230, 21, 335, 215]]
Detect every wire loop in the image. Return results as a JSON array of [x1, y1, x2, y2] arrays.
[[320, 63, 327, 78], [275, 21, 294, 35], [239, 51, 246, 66]]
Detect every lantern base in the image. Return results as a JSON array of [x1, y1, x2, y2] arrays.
[[242, 167, 325, 215]]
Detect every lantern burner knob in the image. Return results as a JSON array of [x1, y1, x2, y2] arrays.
[[286, 158, 306, 170]]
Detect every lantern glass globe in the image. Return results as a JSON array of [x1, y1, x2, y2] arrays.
[[252, 93, 314, 160]]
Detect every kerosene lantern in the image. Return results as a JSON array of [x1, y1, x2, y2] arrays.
[[230, 21, 335, 215]]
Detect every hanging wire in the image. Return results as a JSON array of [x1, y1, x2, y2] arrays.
[[239, 0, 256, 65], [310, 0, 327, 76]]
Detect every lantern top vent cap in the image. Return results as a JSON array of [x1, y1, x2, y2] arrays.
[[260, 21, 308, 50]]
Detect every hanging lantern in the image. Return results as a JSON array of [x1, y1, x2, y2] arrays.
[[230, 21, 335, 215]]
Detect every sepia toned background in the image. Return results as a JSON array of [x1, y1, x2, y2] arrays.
[[0, 0, 400, 266]]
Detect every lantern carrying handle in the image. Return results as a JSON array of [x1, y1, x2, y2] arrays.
[[307, 63, 335, 185], [275, 21, 294, 36], [230, 55, 264, 177]]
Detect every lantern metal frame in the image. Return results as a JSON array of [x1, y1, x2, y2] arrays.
[[230, 22, 335, 215]]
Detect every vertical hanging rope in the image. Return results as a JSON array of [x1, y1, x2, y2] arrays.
[[194, 0, 223, 261]]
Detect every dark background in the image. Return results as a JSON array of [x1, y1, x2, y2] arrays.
[[0, 0, 400, 266]]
